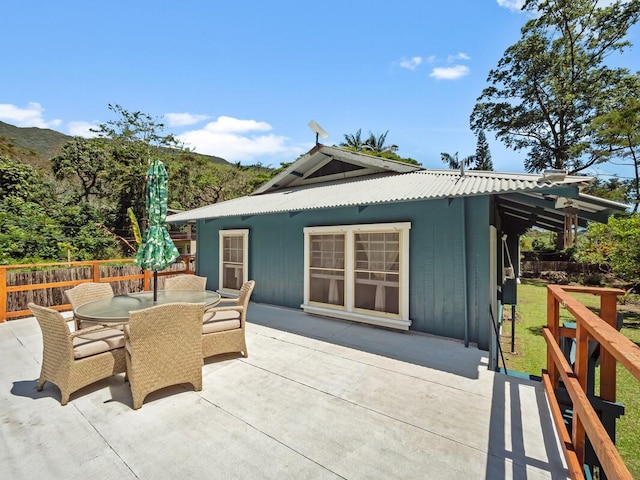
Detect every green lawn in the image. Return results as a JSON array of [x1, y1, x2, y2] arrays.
[[500, 279, 640, 478]]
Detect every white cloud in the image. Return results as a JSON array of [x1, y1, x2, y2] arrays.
[[399, 56, 423, 70], [0, 102, 61, 128], [67, 121, 99, 138], [164, 112, 210, 127], [177, 116, 305, 164], [429, 65, 470, 80], [447, 52, 470, 62], [203, 116, 272, 133], [497, 0, 525, 11]]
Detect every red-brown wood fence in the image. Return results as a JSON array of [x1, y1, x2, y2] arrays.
[[0, 256, 195, 322], [543, 285, 640, 480]]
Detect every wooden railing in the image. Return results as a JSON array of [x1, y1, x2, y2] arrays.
[[0, 256, 195, 322], [543, 284, 640, 480]]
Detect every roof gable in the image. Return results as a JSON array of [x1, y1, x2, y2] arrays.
[[252, 144, 423, 194]]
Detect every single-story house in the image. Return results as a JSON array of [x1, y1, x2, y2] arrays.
[[167, 145, 627, 367]]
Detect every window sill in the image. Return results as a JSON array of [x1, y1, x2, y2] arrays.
[[300, 304, 411, 331]]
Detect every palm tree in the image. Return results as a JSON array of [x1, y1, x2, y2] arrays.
[[363, 130, 398, 153], [441, 152, 474, 170], [341, 129, 398, 154], [341, 129, 366, 150]]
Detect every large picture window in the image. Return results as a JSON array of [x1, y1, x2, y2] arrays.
[[219, 229, 248, 295], [303, 222, 410, 330]]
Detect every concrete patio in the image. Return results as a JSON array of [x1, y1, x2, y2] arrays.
[[0, 303, 569, 479]]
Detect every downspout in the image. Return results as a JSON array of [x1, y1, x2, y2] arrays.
[[461, 197, 469, 348]]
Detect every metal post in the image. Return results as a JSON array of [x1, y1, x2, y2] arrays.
[[511, 304, 516, 353]]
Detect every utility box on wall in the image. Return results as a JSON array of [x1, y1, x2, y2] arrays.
[[502, 277, 518, 305], [501, 233, 519, 305]]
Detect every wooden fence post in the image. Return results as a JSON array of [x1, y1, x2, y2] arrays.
[[92, 261, 101, 283], [600, 293, 618, 402], [573, 321, 589, 465], [547, 287, 560, 390], [0, 268, 6, 323], [143, 270, 150, 291]]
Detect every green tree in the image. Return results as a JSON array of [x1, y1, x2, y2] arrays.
[[470, 0, 640, 174], [474, 130, 493, 171], [340, 129, 419, 165], [341, 129, 398, 153], [341, 129, 366, 150], [575, 214, 640, 288], [0, 197, 64, 263], [55, 202, 119, 260], [588, 75, 640, 211], [92, 104, 183, 237], [0, 156, 52, 203], [362, 130, 398, 154], [440, 152, 473, 170], [167, 154, 262, 210], [0, 156, 61, 263], [51, 137, 109, 202], [583, 177, 631, 204], [0, 156, 120, 262], [441, 131, 494, 171]]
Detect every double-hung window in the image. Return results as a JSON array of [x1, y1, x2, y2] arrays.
[[219, 229, 248, 295], [308, 233, 345, 307], [303, 222, 410, 330]]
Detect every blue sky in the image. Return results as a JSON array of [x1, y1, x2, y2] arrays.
[[2, 1, 639, 178]]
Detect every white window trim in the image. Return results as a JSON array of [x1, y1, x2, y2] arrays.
[[302, 222, 411, 331], [218, 229, 249, 297]]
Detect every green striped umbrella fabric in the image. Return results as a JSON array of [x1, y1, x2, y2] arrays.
[[135, 159, 179, 300]]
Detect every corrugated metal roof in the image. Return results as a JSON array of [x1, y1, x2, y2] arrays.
[[167, 169, 603, 223]]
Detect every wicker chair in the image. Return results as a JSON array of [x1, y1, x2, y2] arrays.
[[202, 280, 255, 360], [64, 282, 115, 330], [124, 302, 205, 410], [28, 302, 126, 406], [164, 274, 207, 291]]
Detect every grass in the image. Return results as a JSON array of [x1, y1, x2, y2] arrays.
[[500, 279, 640, 479]]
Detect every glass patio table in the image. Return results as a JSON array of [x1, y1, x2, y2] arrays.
[[74, 290, 221, 324]]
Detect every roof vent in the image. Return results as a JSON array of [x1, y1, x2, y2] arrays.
[[541, 169, 567, 182]]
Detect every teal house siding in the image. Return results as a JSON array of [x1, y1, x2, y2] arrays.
[[465, 196, 492, 350], [195, 195, 494, 350], [169, 148, 626, 363]]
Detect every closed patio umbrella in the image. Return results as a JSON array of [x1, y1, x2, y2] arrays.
[[135, 158, 179, 301]]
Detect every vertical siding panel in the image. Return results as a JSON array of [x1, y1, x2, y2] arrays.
[[196, 219, 220, 289], [430, 198, 465, 341], [409, 205, 433, 333], [465, 197, 491, 349], [251, 214, 305, 308], [431, 203, 447, 337], [448, 198, 466, 340]]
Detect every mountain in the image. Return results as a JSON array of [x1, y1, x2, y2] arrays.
[[0, 121, 71, 169], [0, 120, 230, 168]]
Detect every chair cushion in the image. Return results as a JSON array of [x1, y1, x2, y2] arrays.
[[73, 328, 125, 359], [202, 309, 241, 334], [202, 319, 241, 334]]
